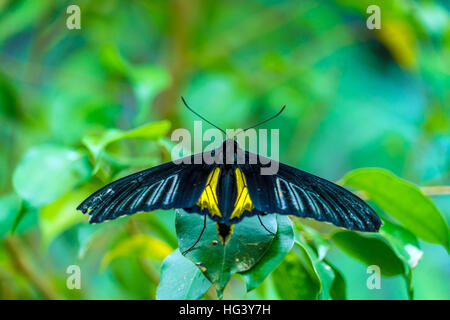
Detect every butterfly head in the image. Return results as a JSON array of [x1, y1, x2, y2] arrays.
[[221, 139, 241, 164]]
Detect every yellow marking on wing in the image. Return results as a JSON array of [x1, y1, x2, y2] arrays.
[[196, 167, 222, 218], [230, 168, 255, 220]]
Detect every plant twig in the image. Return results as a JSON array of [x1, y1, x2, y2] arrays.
[[354, 186, 450, 200], [4, 237, 60, 300]]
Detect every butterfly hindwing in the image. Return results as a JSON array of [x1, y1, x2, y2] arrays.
[[239, 151, 381, 232], [77, 156, 215, 223]]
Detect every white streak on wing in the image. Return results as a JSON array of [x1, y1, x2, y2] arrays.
[[288, 182, 303, 212], [275, 177, 287, 210], [148, 176, 176, 206], [293, 186, 317, 216], [277, 178, 300, 211], [163, 175, 179, 205], [145, 181, 164, 206]]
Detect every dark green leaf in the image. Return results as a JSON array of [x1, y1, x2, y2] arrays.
[[175, 210, 276, 296], [272, 243, 320, 299], [240, 215, 294, 291], [295, 237, 335, 300], [332, 230, 405, 277]]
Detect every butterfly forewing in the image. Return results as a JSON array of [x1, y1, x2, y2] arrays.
[[77, 156, 215, 223], [239, 151, 381, 232], [78, 142, 381, 235]]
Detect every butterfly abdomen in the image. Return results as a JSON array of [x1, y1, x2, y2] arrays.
[[216, 223, 235, 245]]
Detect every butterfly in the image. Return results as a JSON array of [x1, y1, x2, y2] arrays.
[[77, 98, 381, 254]]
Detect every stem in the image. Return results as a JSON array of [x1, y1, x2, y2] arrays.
[[354, 186, 450, 201], [419, 186, 450, 196], [4, 237, 60, 300]]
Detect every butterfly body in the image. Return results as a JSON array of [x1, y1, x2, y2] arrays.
[[78, 138, 381, 247]]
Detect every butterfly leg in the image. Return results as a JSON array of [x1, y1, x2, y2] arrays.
[[257, 215, 276, 237], [182, 214, 207, 255]]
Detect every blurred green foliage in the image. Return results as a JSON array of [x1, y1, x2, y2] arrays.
[[0, 0, 449, 300]]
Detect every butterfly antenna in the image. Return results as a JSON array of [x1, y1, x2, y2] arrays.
[[181, 97, 226, 135], [235, 105, 286, 136], [182, 215, 207, 255]]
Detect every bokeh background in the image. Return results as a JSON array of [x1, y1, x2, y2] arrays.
[[0, 0, 449, 299]]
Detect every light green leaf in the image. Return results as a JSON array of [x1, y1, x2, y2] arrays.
[[13, 144, 92, 207], [82, 120, 171, 172], [0, 0, 51, 42], [328, 262, 346, 300], [157, 249, 211, 300], [380, 220, 423, 269], [341, 168, 449, 250], [83, 120, 171, 159], [129, 66, 171, 125], [101, 234, 172, 270], [99, 45, 170, 125], [240, 215, 294, 291], [39, 185, 96, 247], [331, 230, 405, 277]]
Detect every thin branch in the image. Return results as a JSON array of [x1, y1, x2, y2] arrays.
[[4, 237, 60, 300], [420, 186, 450, 196], [354, 186, 450, 201]]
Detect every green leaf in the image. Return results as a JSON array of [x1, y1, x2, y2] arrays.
[[341, 168, 450, 250], [99, 45, 170, 125], [157, 249, 211, 300], [240, 215, 294, 291], [272, 243, 321, 299], [299, 224, 331, 261], [130, 66, 171, 125], [77, 223, 109, 259], [331, 230, 405, 277], [39, 185, 97, 247], [82, 120, 171, 172], [0, 0, 51, 42], [328, 262, 346, 300], [379, 220, 423, 269], [295, 237, 335, 300], [379, 220, 423, 299], [13, 144, 92, 207], [0, 193, 21, 239], [175, 210, 277, 296], [101, 234, 173, 270]]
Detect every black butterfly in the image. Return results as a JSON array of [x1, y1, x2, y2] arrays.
[[77, 98, 381, 253]]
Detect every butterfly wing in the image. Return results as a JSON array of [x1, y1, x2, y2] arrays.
[[77, 157, 215, 223], [239, 152, 381, 232]]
